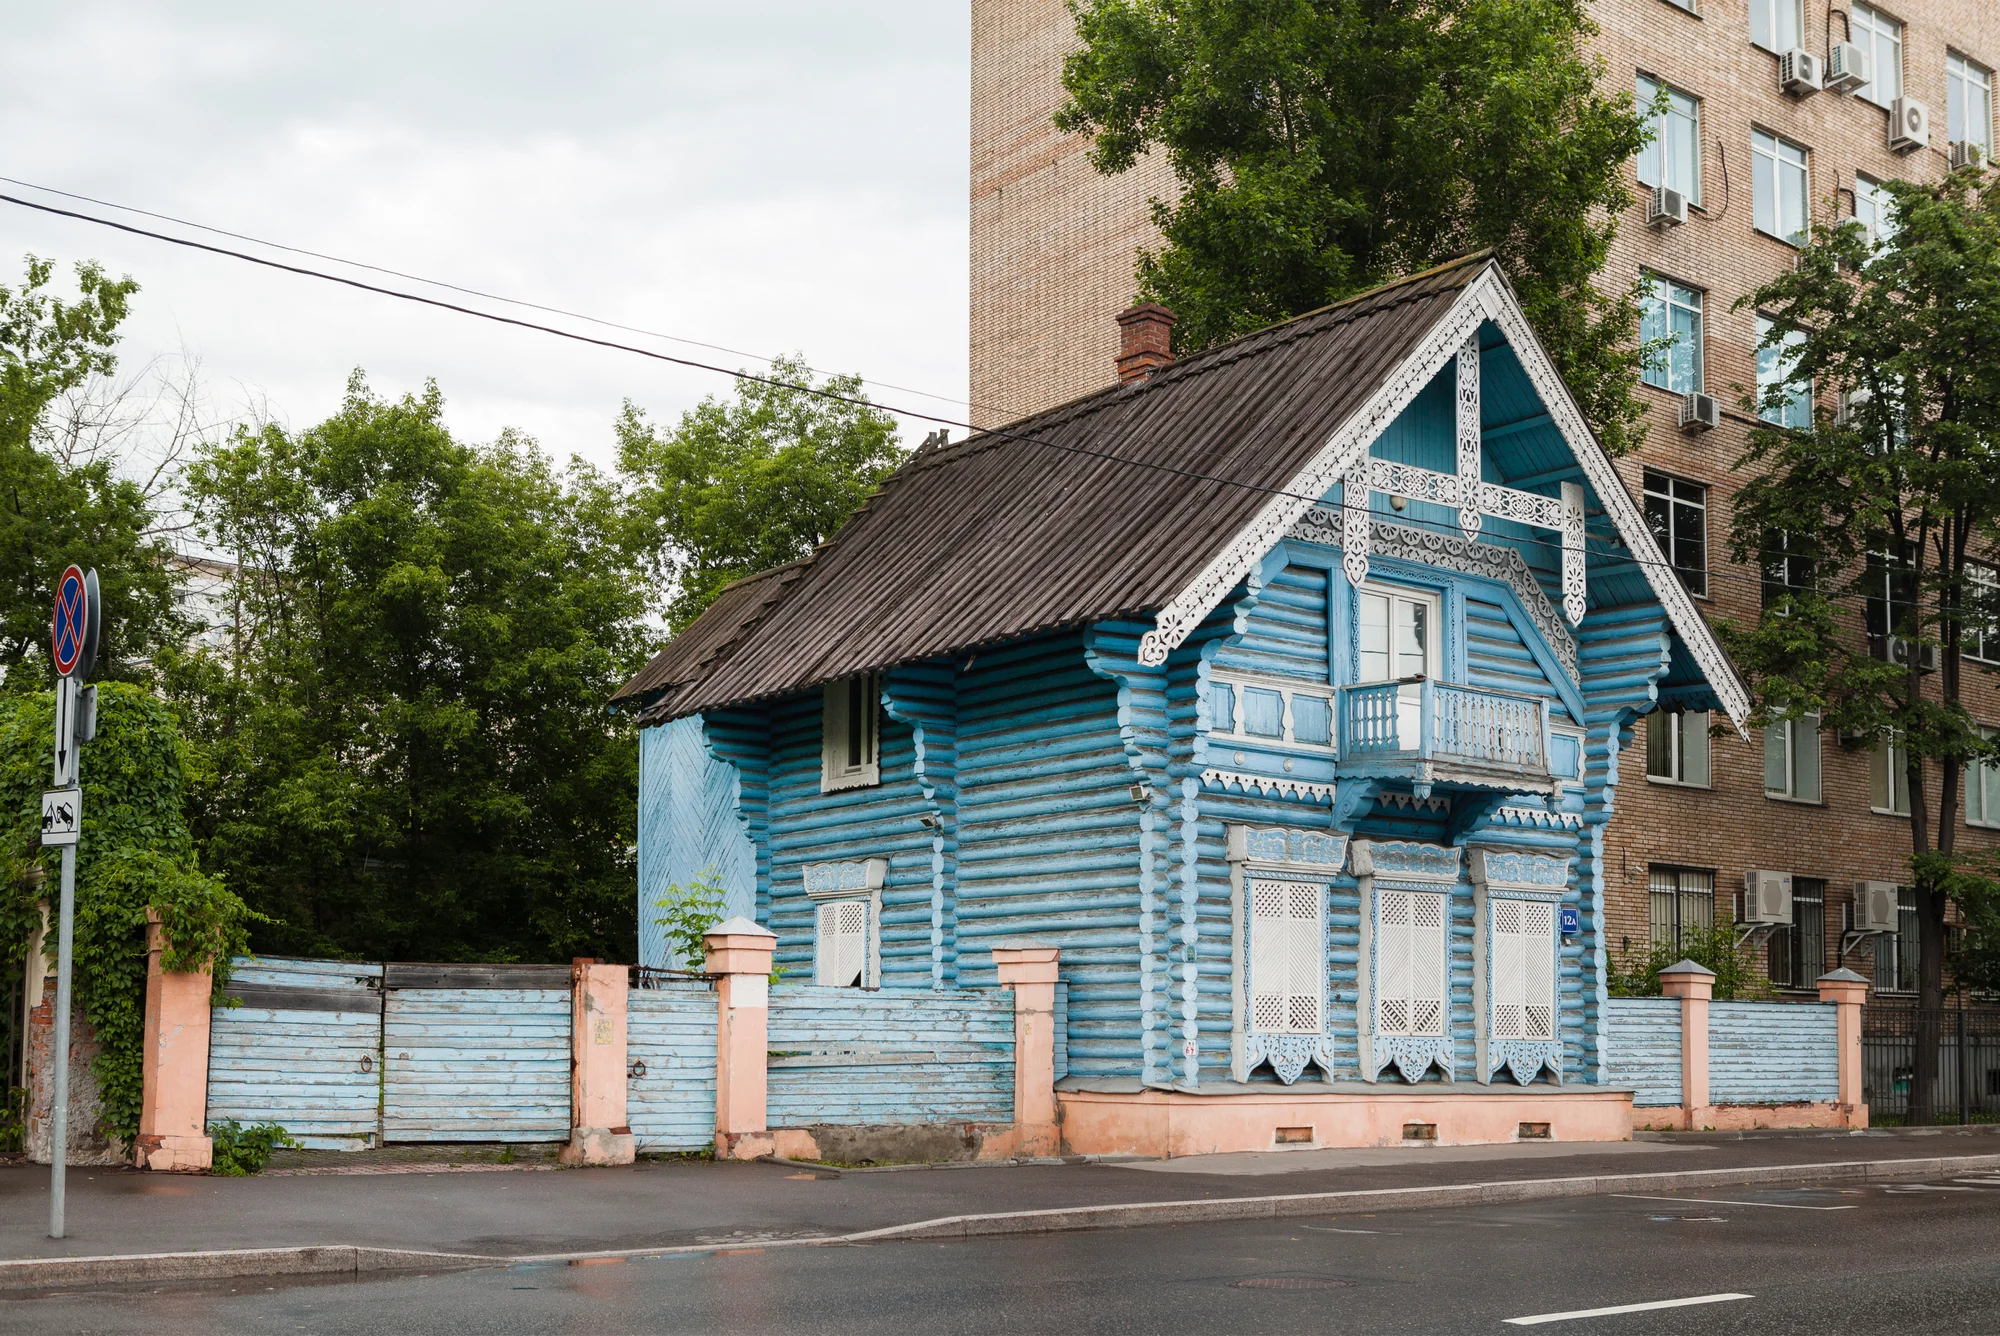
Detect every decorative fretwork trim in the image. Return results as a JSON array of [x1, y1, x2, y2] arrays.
[[1456, 337, 1482, 538], [1202, 769, 1336, 803], [1377, 791, 1452, 814], [1468, 848, 1573, 893], [802, 857, 888, 899], [1491, 805, 1584, 831], [1228, 825, 1348, 866], [1490, 1039, 1563, 1086], [1371, 1034, 1456, 1084], [1246, 1033, 1338, 1085]]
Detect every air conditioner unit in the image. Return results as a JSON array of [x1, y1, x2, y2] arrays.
[[1825, 42, 1871, 94], [1950, 140, 1985, 171], [1889, 97, 1931, 152], [1854, 880, 1902, 933], [1743, 870, 1795, 926], [1873, 635, 1939, 671], [1679, 392, 1721, 432], [1647, 186, 1689, 228], [1779, 49, 1823, 95]]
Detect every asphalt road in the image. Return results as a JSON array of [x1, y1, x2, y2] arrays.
[[10, 1171, 2000, 1334]]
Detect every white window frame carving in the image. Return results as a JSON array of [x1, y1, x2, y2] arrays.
[[804, 857, 885, 988], [821, 674, 882, 793], [1227, 825, 1347, 1084], [1351, 840, 1459, 1084], [1469, 849, 1569, 1086]]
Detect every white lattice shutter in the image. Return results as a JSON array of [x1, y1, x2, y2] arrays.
[[1377, 889, 1447, 1036], [815, 899, 867, 987], [1491, 899, 1555, 1041], [1249, 879, 1323, 1034]]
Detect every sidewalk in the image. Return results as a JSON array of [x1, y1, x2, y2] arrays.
[[3, 1128, 1996, 1287]]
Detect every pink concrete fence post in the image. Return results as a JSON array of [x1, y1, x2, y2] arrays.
[[134, 910, 214, 1172], [562, 959, 635, 1166], [1816, 968, 1870, 1129], [704, 917, 776, 1161], [990, 943, 1061, 1157], [1659, 959, 1715, 1132]]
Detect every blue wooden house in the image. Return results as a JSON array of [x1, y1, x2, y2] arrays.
[[613, 255, 1749, 1144]]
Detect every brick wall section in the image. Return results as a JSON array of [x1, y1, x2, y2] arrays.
[[24, 977, 123, 1166], [969, 0, 2000, 993]]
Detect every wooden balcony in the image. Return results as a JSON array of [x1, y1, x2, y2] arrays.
[[1336, 678, 1553, 792]]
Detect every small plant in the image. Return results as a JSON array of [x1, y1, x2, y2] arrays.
[[655, 869, 728, 969], [207, 1120, 299, 1175], [1609, 923, 1772, 1000]]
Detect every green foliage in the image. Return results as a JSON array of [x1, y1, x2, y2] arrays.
[[1057, 0, 1653, 455], [0, 255, 182, 684], [175, 373, 648, 964], [615, 355, 901, 631], [205, 1119, 298, 1175], [1608, 925, 1771, 1001], [655, 869, 727, 970], [1721, 168, 2000, 1038], [0, 684, 255, 1143]]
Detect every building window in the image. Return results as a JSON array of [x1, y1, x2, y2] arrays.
[[1636, 75, 1701, 205], [1851, 3, 1903, 109], [1865, 545, 1920, 661], [1752, 130, 1810, 245], [1748, 0, 1802, 53], [1769, 877, 1826, 989], [1949, 53, 1994, 158], [1762, 530, 1815, 610], [1764, 714, 1822, 802], [1356, 584, 1439, 683], [1643, 469, 1708, 596], [1854, 176, 1897, 249], [1870, 733, 1912, 816], [1874, 886, 1919, 992], [1640, 275, 1704, 394], [813, 898, 872, 988], [1490, 898, 1557, 1042], [1964, 563, 2000, 664], [1755, 316, 1811, 427], [1248, 878, 1326, 1035], [821, 673, 880, 793], [1647, 709, 1712, 787], [1375, 887, 1448, 1038], [1968, 726, 2000, 827], [1649, 865, 1714, 949]]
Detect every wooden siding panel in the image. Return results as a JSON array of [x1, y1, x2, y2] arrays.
[[1605, 998, 1685, 1106], [637, 716, 758, 967], [206, 957, 384, 1148], [382, 989, 571, 1141], [1710, 1001, 1840, 1105], [766, 985, 1014, 1126], [627, 984, 718, 1152]]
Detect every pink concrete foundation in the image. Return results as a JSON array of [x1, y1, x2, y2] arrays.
[[562, 960, 635, 1166], [705, 918, 778, 1161], [134, 912, 213, 1173]]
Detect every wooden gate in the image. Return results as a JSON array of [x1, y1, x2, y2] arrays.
[[207, 957, 384, 1149], [627, 980, 717, 1152], [381, 964, 572, 1143]]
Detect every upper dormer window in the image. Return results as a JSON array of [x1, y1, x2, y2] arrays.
[[1357, 585, 1439, 683], [821, 673, 880, 792]]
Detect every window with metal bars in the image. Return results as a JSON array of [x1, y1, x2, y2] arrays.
[[1248, 879, 1325, 1035], [1649, 865, 1713, 948], [1874, 887, 1919, 993], [1376, 888, 1448, 1037], [1768, 878, 1825, 989]]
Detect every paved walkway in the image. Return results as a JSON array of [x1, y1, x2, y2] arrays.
[[2, 1129, 1995, 1264]]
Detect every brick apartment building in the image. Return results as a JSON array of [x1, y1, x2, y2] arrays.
[[970, 0, 2000, 995]]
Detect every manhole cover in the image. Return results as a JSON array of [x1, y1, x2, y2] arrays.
[[1230, 1277, 1353, 1291]]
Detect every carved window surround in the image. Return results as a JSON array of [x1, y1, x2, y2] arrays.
[[1469, 848, 1571, 1086], [803, 857, 886, 989], [1352, 839, 1460, 1084], [1227, 825, 1348, 1084]]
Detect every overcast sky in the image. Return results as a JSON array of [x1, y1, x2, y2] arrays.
[[0, 2, 969, 480]]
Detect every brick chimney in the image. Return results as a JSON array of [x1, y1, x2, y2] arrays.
[[1115, 303, 1177, 384]]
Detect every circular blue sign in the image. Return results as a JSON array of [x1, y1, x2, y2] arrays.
[[51, 565, 88, 677]]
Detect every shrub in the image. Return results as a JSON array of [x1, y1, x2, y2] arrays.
[[207, 1120, 298, 1175]]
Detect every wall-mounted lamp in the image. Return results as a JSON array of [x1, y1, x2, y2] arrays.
[[1129, 782, 1155, 804], [918, 812, 942, 831], [1389, 494, 1408, 512]]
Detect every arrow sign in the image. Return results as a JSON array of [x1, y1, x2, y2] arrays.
[[41, 788, 80, 846]]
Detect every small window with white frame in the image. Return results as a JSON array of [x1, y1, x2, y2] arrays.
[[1752, 130, 1810, 246], [1639, 274, 1704, 394], [1949, 53, 1994, 159], [1646, 708, 1711, 786], [1850, 3, 1903, 109], [1854, 176, 1897, 250], [821, 673, 881, 792], [1374, 886, 1448, 1040], [1874, 886, 1918, 992], [1748, 0, 1802, 53], [1636, 75, 1701, 206], [1968, 726, 2000, 828], [1964, 562, 2000, 664], [1764, 713, 1821, 802], [804, 857, 885, 988], [1755, 316, 1811, 428], [1870, 732, 1912, 816], [1247, 877, 1326, 1036], [1643, 469, 1707, 596]]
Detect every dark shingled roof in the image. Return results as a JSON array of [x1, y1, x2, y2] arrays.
[[618, 254, 1491, 721]]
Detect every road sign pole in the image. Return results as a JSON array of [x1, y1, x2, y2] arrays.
[[49, 838, 75, 1239], [44, 568, 94, 1239]]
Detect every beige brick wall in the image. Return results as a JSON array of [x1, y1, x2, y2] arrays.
[[969, 0, 2000, 991]]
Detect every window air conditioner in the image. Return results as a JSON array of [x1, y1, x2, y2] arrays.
[[1889, 97, 1930, 152], [1825, 42, 1871, 94], [1742, 870, 1794, 926], [1647, 186, 1688, 228], [1951, 140, 1985, 171], [1678, 392, 1721, 432], [1779, 49, 1823, 95], [1854, 880, 1901, 933]]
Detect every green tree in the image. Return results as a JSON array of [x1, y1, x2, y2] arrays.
[[1056, 0, 1654, 455], [1724, 168, 2000, 1124], [616, 355, 901, 631], [178, 373, 648, 963], [0, 256, 181, 682]]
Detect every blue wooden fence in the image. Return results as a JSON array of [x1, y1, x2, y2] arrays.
[[1603, 998, 1683, 1107], [381, 966, 573, 1142], [1710, 1001, 1839, 1105], [627, 982, 718, 1153], [766, 984, 1015, 1127], [208, 957, 383, 1150]]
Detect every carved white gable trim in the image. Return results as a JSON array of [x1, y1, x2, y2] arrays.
[[1132, 264, 1751, 733]]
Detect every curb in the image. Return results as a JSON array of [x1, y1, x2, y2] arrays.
[[6, 1151, 1998, 1293]]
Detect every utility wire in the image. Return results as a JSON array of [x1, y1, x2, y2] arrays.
[[0, 187, 1938, 611]]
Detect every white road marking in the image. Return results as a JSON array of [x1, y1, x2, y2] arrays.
[[1952, 1178, 2000, 1186], [1303, 1226, 1383, 1235], [1611, 1194, 1856, 1211], [1505, 1293, 1753, 1325], [1885, 1184, 1976, 1192]]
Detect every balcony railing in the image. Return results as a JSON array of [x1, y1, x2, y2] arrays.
[[1337, 678, 1549, 777]]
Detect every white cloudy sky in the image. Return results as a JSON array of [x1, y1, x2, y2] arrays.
[[0, 2, 969, 478]]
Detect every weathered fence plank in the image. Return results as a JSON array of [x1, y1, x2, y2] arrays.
[[206, 957, 383, 1149], [766, 984, 1014, 1127], [381, 985, 571, 1142], [627, 983, 718, 1153], [1603, 997, 1682, 1108], [1709, 1001, 1838, 1106]]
